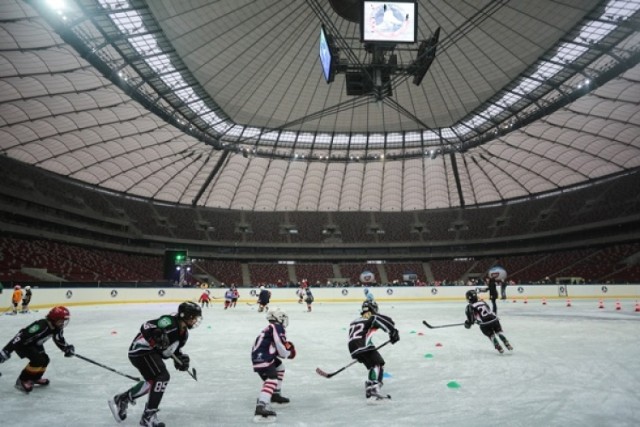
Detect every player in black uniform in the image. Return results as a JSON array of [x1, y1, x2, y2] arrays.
[[257, 286, 271, 312], [481, 276, 499, 314], [304, 287, 314, 312], [0, 306, 75, 393], [108, 301, 202, 427], [348, 301, 399, 403], [251, 307, 296, 422], [464, 290, 513, 354]]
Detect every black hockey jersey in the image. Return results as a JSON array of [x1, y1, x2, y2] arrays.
[[2, 318, 71, 354], [128, 315, 188, 359], [465, 300, 499, 326], [348, 313, 395, 357]]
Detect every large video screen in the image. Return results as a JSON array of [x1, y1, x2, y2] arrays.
[[361, 1, 417, 44], [319, 25, 336, 83]]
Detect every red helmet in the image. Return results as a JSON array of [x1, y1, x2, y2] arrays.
[[14, 285, 21, 290], [47, 306, 70, 328]]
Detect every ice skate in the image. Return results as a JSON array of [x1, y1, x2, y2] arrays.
[[505, 342, 513, 351], [271, 391, 290, 404], [108, 392, 133, 423], [253, 400, 277, 423], [495, 343, 504, 354], [140, 405, 165, 427], [15, 378, 33, 393], [33, 378, 50, 386], [365, 381, 391, 404]]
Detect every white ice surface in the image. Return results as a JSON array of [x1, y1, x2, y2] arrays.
[[1, 299, 639, 427]]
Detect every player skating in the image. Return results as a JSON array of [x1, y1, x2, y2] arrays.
[[198, 289, 211, 308], [257, 286, 271, 313], [0, 306, 75, 393], [108, 301, 202, 427], [304, 287, 314, 312], [251, 307, 296, 422], [348, 301, 399, 403], [464, 289, 513, 353], [231, 285, 240, 308], [11, 285, 23, 315], [21, 285, 32, 313], [363, 287, 375, 304]]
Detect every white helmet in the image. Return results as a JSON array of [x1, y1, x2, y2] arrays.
[[25, 286, 31, 291], [266, 307, 289, 328]]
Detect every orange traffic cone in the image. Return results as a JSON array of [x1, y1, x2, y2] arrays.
[[635, 300, 640, 312], [598, 299, 604, 309], [566, 298, 572, 307], [615, 300, 622, 311], [542, 298, 547, 305]]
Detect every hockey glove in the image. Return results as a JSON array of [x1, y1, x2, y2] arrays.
[[0, 349, 10, 363], [464, 321, 472, 329], [64, 344, 75, 357], [285, 341, 296, 359], [173, 353, 190, 371], [152, 329, 170, 350], [389, 329, 400, 344]]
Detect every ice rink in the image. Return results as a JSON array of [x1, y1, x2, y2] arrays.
[[1, 297, 639, 426]]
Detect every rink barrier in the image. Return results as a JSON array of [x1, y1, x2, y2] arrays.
[[4, 284, 640, 311]]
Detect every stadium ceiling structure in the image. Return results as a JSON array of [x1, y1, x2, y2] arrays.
[[0, 0, 639, 211]]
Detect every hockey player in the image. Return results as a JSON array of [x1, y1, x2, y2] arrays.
[[0, 306, 75, 393], [251, 307, 296, 422], [108, 301, 202, 427], [257, 286, 271, 313], [224, 287, 234, 309], [296, 285, 305, 304], [11, 285, 23, 315], [198, 290, 211, 308], [21, 286, 32, 313], [348, 301, 399, 403], [464, 289, 513, 354], [231, 285, 240, 308], [480, 276, 499, 314], [363, 287, 375, 303], [304, 287, 314, 312]]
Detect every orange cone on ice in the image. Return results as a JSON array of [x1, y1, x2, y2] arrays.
[[566, 298, 572, 307], [524, 297, 528, 304], [598, 299, 604, 309], [542, 298, 547, 305], [615, 300, 621, 311]]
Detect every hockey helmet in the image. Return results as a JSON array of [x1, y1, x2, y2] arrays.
[[178, 301, 202, 329], [47, 306, 70, 328], [25, 286, 31, 291], [14, 285, 21, 290], [266, 307, 289, 328], [465, 290, 478, 303], [361, 300, 379, 315]]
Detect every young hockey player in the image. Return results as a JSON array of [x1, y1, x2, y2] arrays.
[[0, 306, 75, 393], [198, 290, 211, 308], [21, 286, 33, 313], [224, 287, 234, 309], [304, 287, 314, 312], [11, 285, 23, 315], [348, 301, 399, 403], [230, 285, 240, 308], [480, 276, 499, 314], [296, 285, 305, 304], [108, 301, 202, 427], [363, 287, 375, 303], [257, 286, 271, 313], [464, 289, 513, 354], [251, 307, 296, 422]]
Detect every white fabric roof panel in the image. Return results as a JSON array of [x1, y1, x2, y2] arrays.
[[0, 0, 638, 212]]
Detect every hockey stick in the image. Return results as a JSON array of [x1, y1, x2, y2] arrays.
[[171, 354, 197, 381], [316, 340, 391, 379], [422, 320, 466, 329], [74, 354, 141, 381]]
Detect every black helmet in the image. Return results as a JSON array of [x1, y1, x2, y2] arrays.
[[465, 290, 478, 303], [178, 301, 202, 329], [361, 300, 379, 315]]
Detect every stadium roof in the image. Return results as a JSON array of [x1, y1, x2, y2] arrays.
[[0, 0, 639, 211]]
